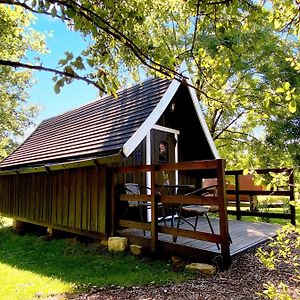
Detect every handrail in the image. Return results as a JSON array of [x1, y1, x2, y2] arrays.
[[111, 158, 231, 267], [119, 194, 218, 205]]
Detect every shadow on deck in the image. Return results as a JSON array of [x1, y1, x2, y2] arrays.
[[120, 217, 281, 260]]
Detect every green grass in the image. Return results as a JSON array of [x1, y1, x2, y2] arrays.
[[0, 225, 191, 300], [0, 263, 72, 300], [227, 195, 300, 227]]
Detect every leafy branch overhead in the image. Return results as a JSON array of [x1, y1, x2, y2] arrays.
[[0, 0, 300, 174], [0, 0, 190, 97], [1, 1, 300, 105]]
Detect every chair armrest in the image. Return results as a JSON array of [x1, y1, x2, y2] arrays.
[[184, 184, 218, 197]]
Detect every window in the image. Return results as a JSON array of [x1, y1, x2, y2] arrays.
[[158, 142, 168, 162]]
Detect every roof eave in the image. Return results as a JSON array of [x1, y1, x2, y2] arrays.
[[0, 153, 122, 175]]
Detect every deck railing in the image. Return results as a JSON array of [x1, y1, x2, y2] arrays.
[[111, 159, 231, 267], [225, 168, 296, 225]]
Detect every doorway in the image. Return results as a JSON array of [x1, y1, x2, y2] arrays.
[[146, 125, 180, 220]]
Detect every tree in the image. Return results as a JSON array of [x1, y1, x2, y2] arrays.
[[183, 2, 300, 170], [0, 1, 298, 95], [0, 5, 46, 159], [0, 0, 299, 175]]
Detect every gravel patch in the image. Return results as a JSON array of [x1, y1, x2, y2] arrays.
[[69, 238, 300, 300]]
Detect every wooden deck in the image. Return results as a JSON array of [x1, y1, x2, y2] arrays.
[[121, 217, 281, 257]]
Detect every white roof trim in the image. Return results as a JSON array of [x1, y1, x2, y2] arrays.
[[122, 77, 181, 157], [122, 61, 220, 159], [180, 62, 220, 159]]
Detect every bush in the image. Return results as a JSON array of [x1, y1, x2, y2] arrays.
[[256, 225, 300, 299]]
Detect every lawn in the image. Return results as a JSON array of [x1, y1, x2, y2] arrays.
[[0, 223, 191, 300], [227, 195, 300, 227], [0, 199, 298, 300]]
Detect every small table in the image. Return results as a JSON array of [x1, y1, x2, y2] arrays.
[[157, 184, 196, 227]]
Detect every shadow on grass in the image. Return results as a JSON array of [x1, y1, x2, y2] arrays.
[[0, 227, 190, 288]]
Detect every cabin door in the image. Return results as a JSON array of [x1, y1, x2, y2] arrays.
[[151, 127, 178, 186], [145, 125, 179, 221]]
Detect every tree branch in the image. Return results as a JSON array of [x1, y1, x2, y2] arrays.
[[0, 0, 69, 20], [213, 111, 245, 140], [204, 0, 233, 4], [0, 59, 106, 92], [212, 109, 223, 134], [217, 136, 249, 144], [210, 108, 219, 134], [52, 0, 184, 79], [223, 129, 260, 141], [0, 0, 224, 98], [1, 0, 183, 81]]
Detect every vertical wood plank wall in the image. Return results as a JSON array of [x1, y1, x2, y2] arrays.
[[0, 166, 107, 234]]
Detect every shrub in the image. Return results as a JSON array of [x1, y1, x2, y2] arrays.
[[256, 225, 300, 299]]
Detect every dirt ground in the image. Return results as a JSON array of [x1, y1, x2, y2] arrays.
[[70, 238, 300, 300]]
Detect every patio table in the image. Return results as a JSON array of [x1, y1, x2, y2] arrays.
[[157, 184, 195, 227]]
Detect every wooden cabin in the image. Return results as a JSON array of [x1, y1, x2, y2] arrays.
[[1, 63, 292, 268], [0, 64, 221, 241]]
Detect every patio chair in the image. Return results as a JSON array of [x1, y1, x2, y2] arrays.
[[174, 184, 220, 248], [124, 183, 166, 236]]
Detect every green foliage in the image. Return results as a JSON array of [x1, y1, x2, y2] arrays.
[[0, 226, 191, 299], [261, 282, 294, 300], [257, 225, 300, 299], [0, 1, 299, 193], [0, 6, 46, 159], [257, 200, 271, 223]]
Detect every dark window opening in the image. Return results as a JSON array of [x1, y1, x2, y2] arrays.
[[159, 142, 168, 162]]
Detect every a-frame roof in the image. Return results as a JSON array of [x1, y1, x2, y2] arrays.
[[0, 64, 219, 171], [0, 78, 171, 170]]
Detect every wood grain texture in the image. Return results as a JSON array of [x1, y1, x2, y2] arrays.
[[0, 166, 108, 234]]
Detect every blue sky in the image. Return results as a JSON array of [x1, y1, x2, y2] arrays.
[[29, 14, 98, 125]]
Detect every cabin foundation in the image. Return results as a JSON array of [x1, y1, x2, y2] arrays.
[[13, 219, 47, 235]]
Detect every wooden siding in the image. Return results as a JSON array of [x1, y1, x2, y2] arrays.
[[0, 166, 107, 234]]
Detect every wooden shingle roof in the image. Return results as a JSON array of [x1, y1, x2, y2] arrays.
[[0, 78, 171, 169]]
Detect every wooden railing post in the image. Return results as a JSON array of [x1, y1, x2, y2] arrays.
[[217, 159, 231, 268], [234, 174, 241, 220], [289, 169, 296, 226], [150, 164, 158, 252]]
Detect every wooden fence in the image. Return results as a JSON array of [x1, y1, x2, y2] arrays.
[[225, 168, 296, 225], [111, 159, 231, 268]]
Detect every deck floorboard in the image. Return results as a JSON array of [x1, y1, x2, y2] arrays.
[[121, 217, 281, 256]]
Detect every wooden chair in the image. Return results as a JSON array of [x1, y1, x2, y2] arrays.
[[124, 183, 166, 236], [174, 185, 219, 248], [175, 184, 232, 248]]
